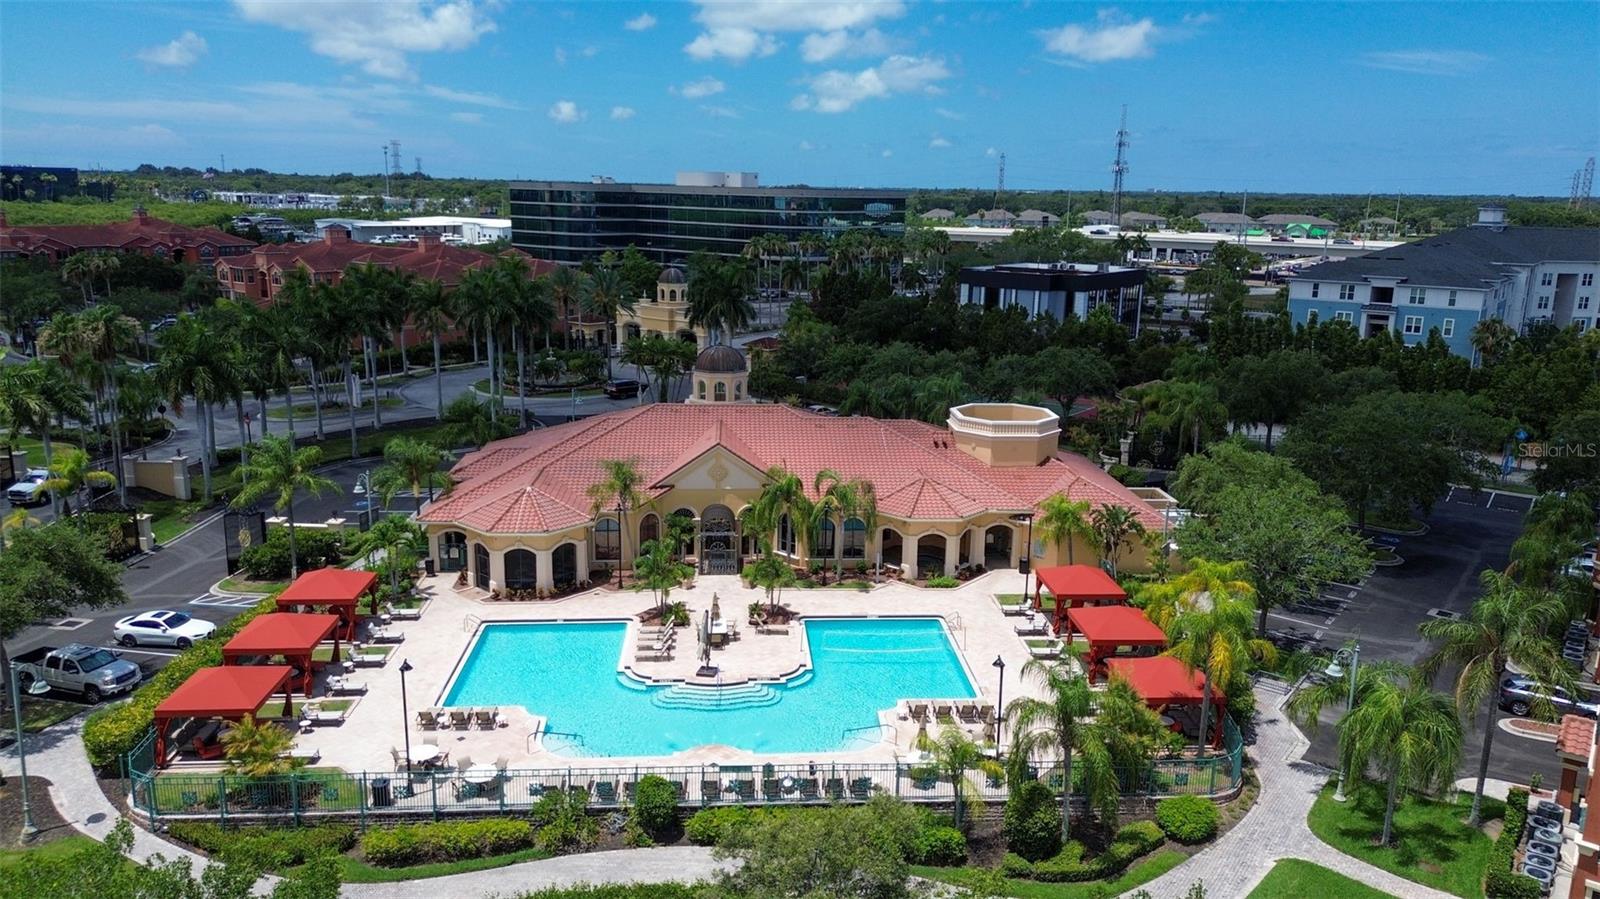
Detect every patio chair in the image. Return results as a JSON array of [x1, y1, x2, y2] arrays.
[[670, 779, 687, 801], [978, 703, 997, 724], [474, 708, 499, 729], [623, 781, 637, 802], [933, 703, 955, 724], [192, 734, 226, 760], [390, 747, 405, 769], [701, 779, 723, 803], [389, 605, 422, 620], [448, 709, 472, 730], [456, 755, 475, 774], [417, 708, 442, 730], [453, 780, 478, 801], [908, 702, 929, 722], [849, 777, 873, 800], [327, 675, 367, 695], [635, 649, 671, 662], [729, 779, 755, 802], [493, 755, 509, 772], [593, 781, 618, 805], [352, 653, 386, 668], [798, 778, 820, 800], [824, 777, 846, 800], [762, 778, 784, 801], [956, 703, 980, 723]]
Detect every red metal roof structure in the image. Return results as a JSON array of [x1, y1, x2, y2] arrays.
[[1105, 656, 1227, 747], [223, 613, 342, 696], [1036, 564, 1127, 632], [277, 568, 377, 641], [1064, 605, 1167, 681], [152, 665, 294, 768]]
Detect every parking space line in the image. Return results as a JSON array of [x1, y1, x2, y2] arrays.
[[1268, 611, 1325, 629], [108, 646, 182, 658]]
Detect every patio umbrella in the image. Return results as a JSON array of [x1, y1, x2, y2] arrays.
[[710, 592, 722, 622]]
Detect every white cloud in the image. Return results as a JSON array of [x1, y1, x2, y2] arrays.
[[676, 76, 726, 99], [928, 135, 951, 148], [137, 31, 208, 68], [881, 149, 893, 158], [684, 1, 904, 61], [449, 111, 484, 124], [797, 140, 816, 151], [610, 105, 636, 120], [547, 100, 583, 123], [554, 46, 568, 65], [985, 146, 998, 157], [1359, 49, 1491, 76], [702, 104, 739, 118], [423, 85, 520, 108], [800, 27, 892, 63], [794, 54, 951, 113], [935, 107, 963, 120], [624, 12, 656, 31], [1037, 8, 1163, 63], [581, 45, 598, 57], [232, 0, 497, 80]]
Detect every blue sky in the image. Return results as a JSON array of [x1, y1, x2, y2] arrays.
[[1, 1, 1595, 196]]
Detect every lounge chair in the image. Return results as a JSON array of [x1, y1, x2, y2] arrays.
[[933, 703, 955, 724], [907, 702, 929, 722], [957, 702, 980, 723], [1029, 641, 1062, 659], [389, 605, 422, 620], [593, 781, 618, 804], [849, 777, 873, 800], [327, 675, 367, 695], [701, 779, 723, 803], [473, 708, 499, 729], [670, 780, 687, 801], [762, 778, 784, 801], [417, 708, 442, 730], [798, 778, 820, 800], [824, 777, 846, 800], [759, 623, 789, 635], [370, 628, 405, 644], [448, 709, 472, 730], [636, 649, 671, 662], [192, 735, 225, 760], [1014, 615, 1045, 636], [352, 652, 386, 668], [978, 703, 997, 723], [281, 746, 320, 762], [306, 707, 347, 726]]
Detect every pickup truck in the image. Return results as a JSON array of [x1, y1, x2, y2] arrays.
[[13, 643, 142, 703]]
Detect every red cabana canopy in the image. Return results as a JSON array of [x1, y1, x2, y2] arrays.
[[153, 665, 295, 767], [1037, 564, 1127, 632], [1065, 605, 1168, 681], [223, 613, 341, 696], [1106, 656, 1227, 747], [276, 568, 377, 640]]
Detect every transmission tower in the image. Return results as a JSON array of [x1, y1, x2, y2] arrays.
[[1111, 105, 1129, 221], [414, 156, 422, 175], [1572, 156, 1594, 208], [993, 152, 1005, 209]]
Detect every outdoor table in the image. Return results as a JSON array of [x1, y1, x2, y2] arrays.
[[410, 744, 441, 765], [781, 776, 796, 792], [464, 764, 498, 785]]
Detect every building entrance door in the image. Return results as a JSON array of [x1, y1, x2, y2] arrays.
[[699, 504, 739, 574]]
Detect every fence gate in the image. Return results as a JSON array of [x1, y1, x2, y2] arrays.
[[223, 508, 267, 574]]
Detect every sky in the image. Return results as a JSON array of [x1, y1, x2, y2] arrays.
[[1, 1, 1596, 197]]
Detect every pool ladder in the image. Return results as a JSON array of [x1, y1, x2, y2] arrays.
[[462, 613, 482, 633], [949, 612, 967, 649], [841, 722, 898, 748]]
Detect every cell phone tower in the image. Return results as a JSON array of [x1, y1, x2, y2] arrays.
[[1111, 105, 1129, 221], [1572, 156, 1594, 209]]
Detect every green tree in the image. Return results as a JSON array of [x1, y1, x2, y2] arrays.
[[1533, 408, 1600, 494], [687, 253, 756, 345], [1004, 662, 1114, 840], [546, 265, 585, 349], [917, 724, 1004, 827], [42, 446, 117, 519], [231, 435, 341, 579], [1089, 504, 1145, 577], [408, 277, 454, 419], [810, 469, 877, 581], [713, 794, 921, 899], [1419, 571, 1572, 825], [747, 551, 796, 613], [0, 360, 88, 515], [1144, 380, 1228, 457], [371, 436, 452, 510], [1029, 346, 1116, 418], [349, 514, 427, 609], [1169, 440, 1307, 515], [1163, 587, 1276, 752], [585, 458, 645, 589], [442, 394, 511, 448], [221, 713, 297, 777], [1221, 349, 1324, 449], [1036, 494, 1093, 567], [744, 466, 813, 556], [633, 538, 693, 616], [578, 266, 634, 380]]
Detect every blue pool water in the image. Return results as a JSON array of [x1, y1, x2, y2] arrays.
[[441, 618, 975, 756]]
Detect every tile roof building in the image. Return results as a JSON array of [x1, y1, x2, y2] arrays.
[[1195, 212, 1258, 235], [964, 209, 1018, 228], [1287, 205, 1600, 360], [1016, 209, 1060, 228], [419, 401, 1171, 593], [1083, 210, 1115, 226], [1119, 211, 1168, 230], [0, 207, 255, 265]]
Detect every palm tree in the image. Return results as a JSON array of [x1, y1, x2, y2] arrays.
[[1136, 557, 1254, 632], [60, 254, 94, 304], [1291, 662, 1462, 846], [811, 469, 876, 581], [42, 307, 140, 504], [1145, 380, 1227, 457], [1420, 571, 1572, 825], [0, 361, 86, 515], [221, 714, 297, 777], [585, 458, 646, 589], [42, 447, 117, 518], [633, 538, 694, 616], [154, 314, 235, 501], [371, 436, 452, 511], [1004, 661, 1120, 840], [0, 507, 39, 553], [747, 551, 796, 613], [1089, 504, 1145, 577], [1163, 590, 1275, 753], [745, 466, 813, 556], [914, 373, 967, 423], [442, 395, 511, 448], [1037, 495, 1093, 567], [409, 278, 453, 420], [546, 265, 585, 350], [579, 267, 634, 380], [1470, 319, 1517, 366], [917, 724, 1004, 828], [452, 266, 508, 424], [687, 258, 755, 346], [231, 435, 341, 579], [350, 514, 427, 610]]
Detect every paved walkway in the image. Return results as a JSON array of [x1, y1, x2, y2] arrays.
[[1130, 678, 1455, 899]]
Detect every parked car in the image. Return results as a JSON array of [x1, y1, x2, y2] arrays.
[[1498, 676, 1600, 718], [113, 610, 217, 648], [12, 644, 142, 702], [1272, 235, 1294, 242], [1332, 238, 1355, 245], [603, 379, 641, 399], [1565, 554, 1597, 580], [6, 468, 50, 506], [1089, 229, 1109, 235]]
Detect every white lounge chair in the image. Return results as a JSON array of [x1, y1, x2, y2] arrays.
[[389, 605, 422, 621], [1013, 614, 1046, 636], [636, 648, 671, 662], [1028, 641, 1062, 659], [280, 746, 321, 762], [369, 627, 405, 644], [327, 675, 367, 695], [305, 706, 347, 725]]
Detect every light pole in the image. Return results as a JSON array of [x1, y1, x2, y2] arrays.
[[1324, 641, 1362, 802], [1011, 512, 1035, 610], [398, 659, 414, 774], [991, 655, 1006, 756], [9, 661, 45, 840]]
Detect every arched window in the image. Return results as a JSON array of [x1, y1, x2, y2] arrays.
[[843, 518, 867, 558], [816, 518, 836, 556], [714, 382, 726, 401], [505, 549, 537, 589], [668, 289, 677, 301], [697, 380, 706, 399], [639, 513, 660, 549], [777, 514, 796, 556], [734, 381, 743, 400], [595, 518, 621, 560], [473, 543, 489, 590], [552, 543, 578, 587], [439, 531, 467, 571]]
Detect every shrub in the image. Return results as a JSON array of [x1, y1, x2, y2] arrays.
[[169, 822, 355, 870], [1154, 795, 1220, 844], [1026, 822, 1164, 883], [925, 575, 959, 588], [631, 775, 679, 838], [684, 806, 755, 846], [909, 825, 967, 867], [1000, 853, 1035, 878], [532, 787, 599, 854], [359, 819, 534, 867], [1488, 788, 1542, 899], [240, 528, 344, 580], [1004, 779, 1063, 861]]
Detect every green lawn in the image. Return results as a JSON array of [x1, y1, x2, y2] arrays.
[[306, 846, 552, 883], [16, 697, 86, 733], [0, 835, 101, 868], [912, 849, 1186, 899], [5, 436, 81, 468], [995, 593, 1026, 607], [1247, 859, 1397, 898], [1307, 781, 1499, 899], [216, 576, 289, 594], [255, 697, 352, 718], [140, 497, 213, 544], [264, 397, 403, 421]]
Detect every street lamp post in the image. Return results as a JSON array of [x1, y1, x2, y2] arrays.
[[991, 655, 1006, 756], [1011, 513, 1036, 610], [9, 661, 43, 840], [398, 659, 414, 774], [1324, 641, 1362, 802]]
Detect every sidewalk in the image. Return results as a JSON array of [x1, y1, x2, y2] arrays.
[[1128, 679, 1455, 898]]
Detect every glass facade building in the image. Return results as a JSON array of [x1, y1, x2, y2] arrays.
[[509, 180, 910, 264]]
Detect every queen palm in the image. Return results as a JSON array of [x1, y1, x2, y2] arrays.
[[585, 458, 646, 589], [1089, 504, 1145, 577], [59, 254, 95, 304], [42, 447, 117, 519], [1470, 319, 1517, 366], [371, 436, 452, 511], [409, 278, 453, 419], [1036, 494, 1093, 569], [350, 514, 427, 610], [1163, 589, 1275, 752], [221, 714, 296, 778], [231, 435, 341, 579], [917, 724, 1004, 828], [633, 538, 694, 617], [0, 361, 87, 515], [452, 266, 508, 423], [579, 267, 634, 380], [1136, 557, 1254, 632], [497, 257, 555, 427], [1420, 571, 1571, 825], [810, 469, 876, 581], [1291, 662, 1462, 845], [1145, 380, 1227, 457], [546, 265, 585, 349], [42, 306, 141, 503], [745, 466, 813, 557], [154, 314, 236, 501]]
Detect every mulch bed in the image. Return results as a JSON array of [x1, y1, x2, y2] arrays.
[[0, 776, 75, 850]]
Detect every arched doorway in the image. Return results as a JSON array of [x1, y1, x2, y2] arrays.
[[439, 531, 467, 572], [552, 543, 578, 588], [983, 525, 1014, 569], [473, 543, 489, 590], [915, 535, 949, 579], [639, 513, 659, 549], [505, 549, 537, 590], [880, 528, 903, 571], [700, 504, 738, 574], [842, 518, 867, 560], [670, 507, 695, 557]]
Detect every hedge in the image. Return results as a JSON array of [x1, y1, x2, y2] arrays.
[[168, 821, 355, 870], [1486, 787, 1542, 899], [1003, 779, 1063, 862], [83, 594, 281, 769], [685, 806, 758, 846], [360, 819, 536, 867], [1154, 795, 1220, 844], [1006, 821, 1166, 883], [631, 775, 679, 838], [908, 825, 967, 866]]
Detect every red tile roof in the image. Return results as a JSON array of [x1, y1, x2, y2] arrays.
[[1, 211, 254, 255], [1557, 713, 1595, 760], [422, 404, 1165, 534], [228, 237, 554, 287]]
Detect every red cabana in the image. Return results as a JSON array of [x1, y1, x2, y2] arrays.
[[276, 568, 377, 641], [223, 613, 342, 696], [1106, 656, 1226, 746], [1036, 564, 1127, 633], [1064, 605, 1168, 681], [153, 665, 295, 767]]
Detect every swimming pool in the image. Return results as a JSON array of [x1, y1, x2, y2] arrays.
[[440, 617, 976, 757]]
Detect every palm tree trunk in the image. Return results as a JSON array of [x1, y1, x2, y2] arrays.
[[286, 496, 300, 579], [433, 334, 444, 420], [259, 397, 270, 437], [1060, 750, 1075, 841], [206, 401, 219, 469], [1381, 764, 1400, 845], [1468, 665, 1505, 826], [311, 368, 326, 441], [198, 405, 213, 503], [235, 400, 249, 477], [1196, 669, 1213, 753], [41, 431, 57, 517], [107, 370, 127, 505], [835, 513, 844, 581], [345, 356, 359, 458], [282, 385, 296, 450], [368, 339, 384, 430], [486, 334, 498, 425], [515, 330, 528, 429]]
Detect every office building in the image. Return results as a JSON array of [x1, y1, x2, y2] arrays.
[[508, 172, 909, 264], [956, 262, 1147, 330]]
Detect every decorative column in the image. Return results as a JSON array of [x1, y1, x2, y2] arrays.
[[943, 534, 959, 577], [488, 550, 507, 593], [535, 549, 554, 590], [574, 538, 590, 580]]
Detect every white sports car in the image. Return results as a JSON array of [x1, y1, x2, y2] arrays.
[[113, 610, 217, 648]]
